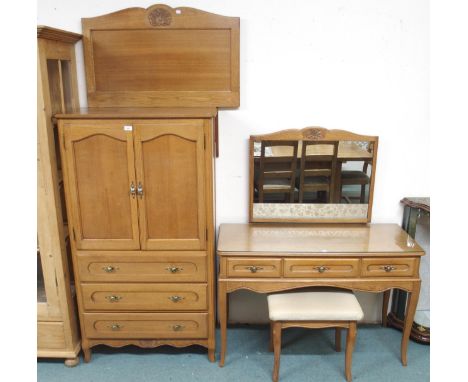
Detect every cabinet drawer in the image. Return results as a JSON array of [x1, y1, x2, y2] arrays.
[[361, 258, 418, 277], [83, 313, 208, 339], [226, 258, 282, 278], [81, 283, 207, 311], [76, 252, 207, 282], [283, 258, 360, 278]]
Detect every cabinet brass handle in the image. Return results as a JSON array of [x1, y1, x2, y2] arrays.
[[109, 324, 122, 331], [130, 182, 136, 198], [380, 265, 397, 273], [172, 324, 184, 331], [137, 182, 144, 198], [246, 266, 263, 273], [105, 295, 123, 302], [314, 266, 329, 273], [166, 266, 183, 273], [169, 295, 184, 303], [102, 265, 118, 273]]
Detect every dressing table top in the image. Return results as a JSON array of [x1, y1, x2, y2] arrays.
[[217, 223, 424, 255]]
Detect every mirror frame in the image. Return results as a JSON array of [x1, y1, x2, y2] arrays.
[[249, 127, 379, 223]]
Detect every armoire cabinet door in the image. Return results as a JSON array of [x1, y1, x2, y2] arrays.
[[61, 121, 140, 250], [134, 120, 207, 250]]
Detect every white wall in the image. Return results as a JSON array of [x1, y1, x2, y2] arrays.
[[38, 0, 429, 323]]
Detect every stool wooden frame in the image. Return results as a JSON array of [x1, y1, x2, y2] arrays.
[[269, 320, 357, 382]]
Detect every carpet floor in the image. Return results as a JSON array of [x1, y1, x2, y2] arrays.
[[37, 324, 429, 382]]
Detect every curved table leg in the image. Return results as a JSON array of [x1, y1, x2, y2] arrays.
[[218, 282, 227, 367], [382, 290, 391, 327], [401, 281, 421, 366]]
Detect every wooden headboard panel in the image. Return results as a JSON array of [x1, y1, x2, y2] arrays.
[[82, 4, 240, 108]]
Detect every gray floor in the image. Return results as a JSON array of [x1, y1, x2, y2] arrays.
[[37, 325, 429, 382]]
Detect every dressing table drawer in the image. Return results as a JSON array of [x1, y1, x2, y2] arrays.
[[283, 258, 360, 278], [361, 258, 418, 277], [226, 258, 282, 278], [81, 283, 207, 311], [83, 312, 208, 339], [76, 252, 207, 282]]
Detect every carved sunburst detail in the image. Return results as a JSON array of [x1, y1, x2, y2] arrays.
[[303, 128, 325, 140], [148, 8, 172, 26]]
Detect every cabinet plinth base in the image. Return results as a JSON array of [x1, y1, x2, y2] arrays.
[[83, 338, 212, 360]]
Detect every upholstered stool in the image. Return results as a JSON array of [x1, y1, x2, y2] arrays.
[[267, 289, 364, 382]]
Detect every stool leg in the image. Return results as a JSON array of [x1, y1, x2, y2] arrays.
[[382, 290, 391, 327], [272, 322, 282, 382], [345, 322, 357, 382], [335, 328, 342, 352], [269, 321, 274, 352]]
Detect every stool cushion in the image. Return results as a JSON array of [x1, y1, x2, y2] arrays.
[[267, 290, 364, 321]]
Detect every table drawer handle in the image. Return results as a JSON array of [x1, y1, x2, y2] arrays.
[[314, 266, 330, 273], [380, 265, 397, 273], [105, 295, 123, 302], [245, 266, 263, 273], [109, 323, 122, 331], [169, 295, 184, 303], [166, 266, 183, 274], [102, 265, 118, 273], [172, 324, 184, 332]]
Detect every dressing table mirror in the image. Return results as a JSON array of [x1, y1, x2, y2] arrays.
[[249, 127, 378, 223]]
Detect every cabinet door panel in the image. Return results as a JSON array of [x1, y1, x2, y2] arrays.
[[62, 122, 140, 250], [134, 120, 206, 250]]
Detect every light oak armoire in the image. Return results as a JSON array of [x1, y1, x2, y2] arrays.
[[37, 26, 81, 366], [57, 4, 239, 362]]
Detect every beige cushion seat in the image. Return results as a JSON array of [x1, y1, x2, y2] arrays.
[[267, 290, 364, 321], [267, 289, 363, 382]]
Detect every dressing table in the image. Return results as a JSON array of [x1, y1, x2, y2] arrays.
[[217, 128, 424, 368]]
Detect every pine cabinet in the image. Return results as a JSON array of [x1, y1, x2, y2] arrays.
[[58, 109, 217, 362], [37, 26, 81, 366]]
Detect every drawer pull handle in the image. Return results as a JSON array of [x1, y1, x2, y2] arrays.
[[109, 324, 122, 331], [105, 295, 123, 302], [381, 265, 397, 273], [166, 266, 183, 273], [172, 324, 184, 332], [246, 266, 263, 273], [314, 266, 329, 273], [129, 182, 136, 198], [169, 295, 185, 303], [102, 265, 118, 273], [137, 182, 144, 198]]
